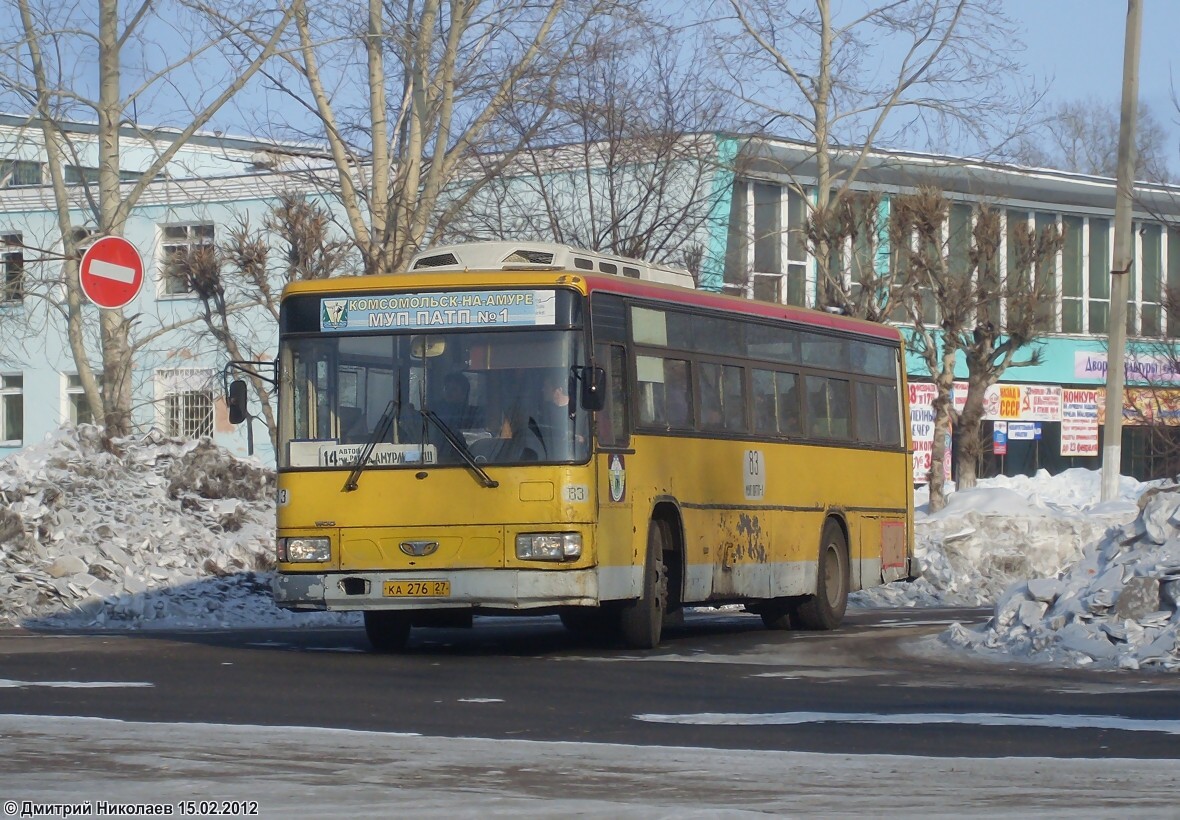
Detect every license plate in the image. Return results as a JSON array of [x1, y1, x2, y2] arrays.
[[383, 580, 450, 598]]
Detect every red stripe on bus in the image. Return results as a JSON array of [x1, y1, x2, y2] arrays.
[[582, 275, 902, 341]]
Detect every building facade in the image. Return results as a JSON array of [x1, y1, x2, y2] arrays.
[[0, 115, 332, 462], [722, 137, 1180, 481], [3, 123, 1179, 481]]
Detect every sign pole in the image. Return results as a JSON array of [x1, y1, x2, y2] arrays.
[[1101, 0, 1142, 502]]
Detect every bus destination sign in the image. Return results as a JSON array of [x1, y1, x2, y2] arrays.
[[320, 289, 556, 332]]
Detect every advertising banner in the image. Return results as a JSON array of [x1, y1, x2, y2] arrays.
[[1061, 388, 1099, 456]]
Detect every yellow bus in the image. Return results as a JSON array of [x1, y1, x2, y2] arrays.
[[232, 241, 914, 650]]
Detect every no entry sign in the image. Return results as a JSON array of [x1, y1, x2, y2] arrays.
[[79, 236, 145, 309]]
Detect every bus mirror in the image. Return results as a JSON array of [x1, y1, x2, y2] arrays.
[[411, 335, 447, 358], [580, 366, 606, 411], [227, 379, 249, 424]]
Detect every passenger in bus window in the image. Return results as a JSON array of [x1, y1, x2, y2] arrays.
[[436, 371, 478, 431], [493, 404, 544, 462], [778, 375, 802, 435], [339, 406, 368, 443], [538, 369, 573, 460]]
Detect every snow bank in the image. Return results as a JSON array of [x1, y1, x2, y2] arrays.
[[854, 469, 1143, 608], [0, 426, 351, 629], [944, 484, 1180, 670]]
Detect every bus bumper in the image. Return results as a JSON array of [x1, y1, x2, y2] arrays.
[[273, 568, 599, 611]]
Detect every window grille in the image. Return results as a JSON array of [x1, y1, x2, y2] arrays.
[[157, 368, 215, 437]]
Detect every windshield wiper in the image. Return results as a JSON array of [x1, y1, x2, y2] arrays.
[[342, 399, 398, 492], [422, 409, 499, 489]]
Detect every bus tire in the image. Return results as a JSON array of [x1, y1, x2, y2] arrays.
[[619, 519, 669, 649], [364, 610, 412, 652], [794, 519, 849, 631]]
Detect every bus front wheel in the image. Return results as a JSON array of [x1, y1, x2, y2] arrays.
[[364, 610, 412, 652], [619, 519, 670, 649], [794, 519, 849, 631]]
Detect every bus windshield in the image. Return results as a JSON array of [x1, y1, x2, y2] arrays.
[[278, 328, 591, 470]]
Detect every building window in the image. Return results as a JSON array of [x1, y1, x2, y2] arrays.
[[1088, 217, 1111, 334], [1, 160, 42, 187], [1140, 223, 1163, 337], [752, 274, 782, 303], [1061, 215, 1084, 333], [1, 233, 23, 303], [157, 368, 215, 437], [1, 374, 22, 444], [160, 223, 215, 296], [1168, 226, 1180, 337], [785, 188, 808, 306], [66, 373, 102, 425], [753, 182, 781, 276], [1006, 210, 1030, 328], [64, 165, 143, 185], [64, 165, 100, 185], [1033, 212, 1058, 332], [947, 203, 972, 277], [723, 180, 748, 294]]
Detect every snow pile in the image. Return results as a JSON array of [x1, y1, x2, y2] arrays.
[[0, 426, 350, 629], [855, 469, 1144, 608], [943, 484, 1180, 670]]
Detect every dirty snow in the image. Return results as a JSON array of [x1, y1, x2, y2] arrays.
[[0, 426, 1177, 670]]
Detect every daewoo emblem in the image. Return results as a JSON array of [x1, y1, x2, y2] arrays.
[[399, 540, 439, 557]]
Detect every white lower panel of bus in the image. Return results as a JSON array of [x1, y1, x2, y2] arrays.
[[274, 555, 890, 612], [273, 568, 602, 611]]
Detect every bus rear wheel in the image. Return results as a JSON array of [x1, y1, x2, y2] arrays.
[[619, 519, 670, 649], [364, 610, 412, 652], [794, 519, 849, 631]]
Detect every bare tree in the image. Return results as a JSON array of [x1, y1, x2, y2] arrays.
[[2, 0, 298, 438], [804, 190, 913, 322], [890, 188, 1063, 506], [717, 0, 1036, 310], [448, 31, 737, 272], [1013, 97, 1173, 184], [181, 191, 354, 448], [223, 0, 634, 277]]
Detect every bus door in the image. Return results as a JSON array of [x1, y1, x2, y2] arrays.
[[595, 343, 635, 599]]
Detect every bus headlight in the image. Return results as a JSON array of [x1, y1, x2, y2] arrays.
[[279, 536, 331, 563], [515, 532, 582, 561]]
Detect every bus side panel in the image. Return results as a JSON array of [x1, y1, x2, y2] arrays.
[[619, 435, 910, 605]]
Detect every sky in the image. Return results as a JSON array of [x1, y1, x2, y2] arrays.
[[1011, 1, 1178, 120]]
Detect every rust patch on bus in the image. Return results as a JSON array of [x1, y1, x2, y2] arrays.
[[717, 513, 768, 571], [712, 513, 768, 600], [737, 513, 767, 563]]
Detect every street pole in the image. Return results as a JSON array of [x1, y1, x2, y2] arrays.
[[1100, 0, 1142, 502]]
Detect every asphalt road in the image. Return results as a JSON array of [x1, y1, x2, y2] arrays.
[[2, 606, 1179, 761]]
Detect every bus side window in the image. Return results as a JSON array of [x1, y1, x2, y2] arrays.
[[808, 375, 854, 439], [855, 382, 880, 443], [664, 359, 692, 428], [752, 369, 777, 434], [777, 372, 801, 435], [878, 383, 902, 446], [596, 344, 630, 448]]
